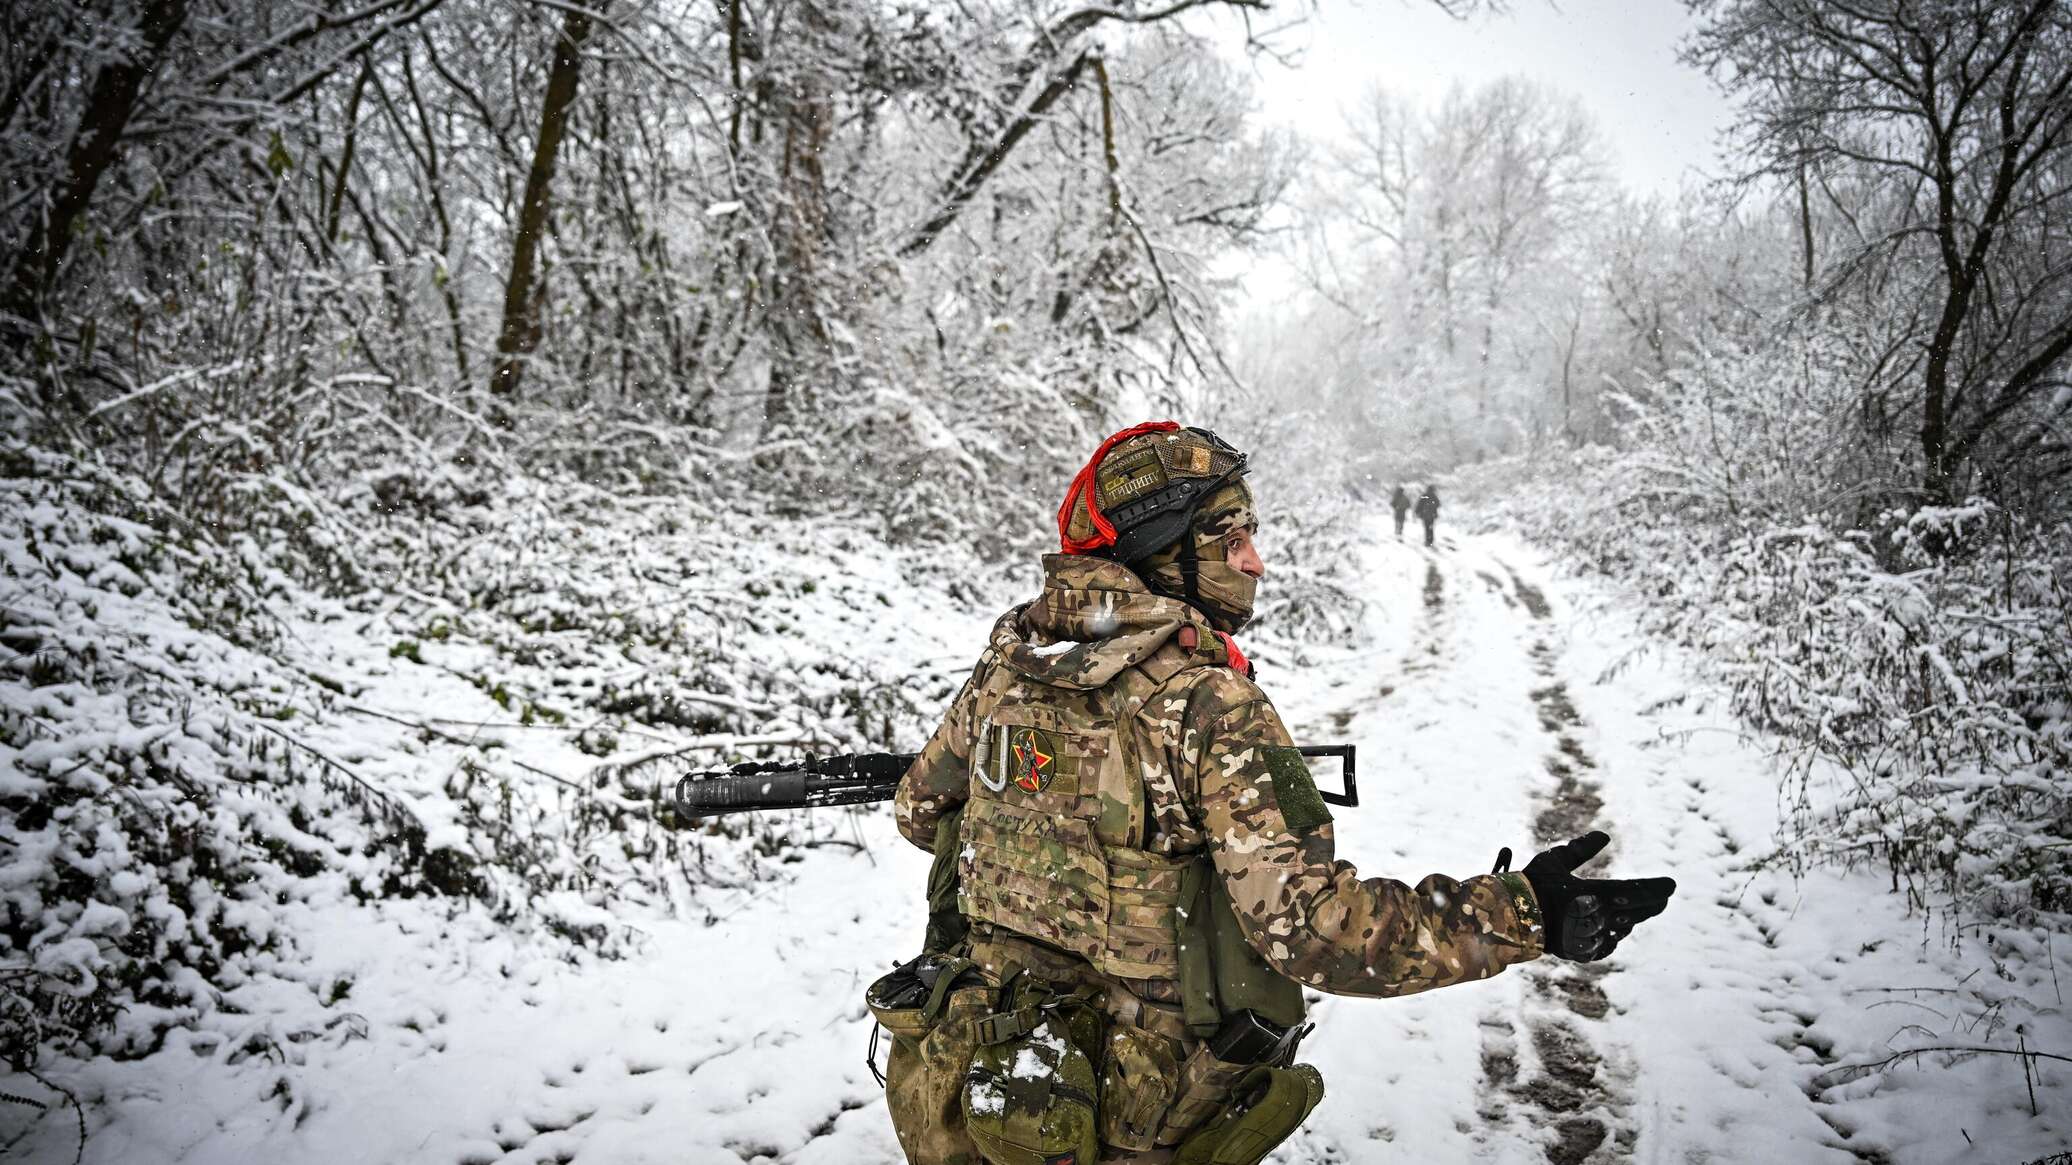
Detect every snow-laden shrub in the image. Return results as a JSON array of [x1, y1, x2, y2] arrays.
[[0, 449, 484, 1069], [1705, 510, 2072, 916], [0, 424, 1007, 1072], [1477, 443, 2072, 921], [1467, 317, 2072, 922]]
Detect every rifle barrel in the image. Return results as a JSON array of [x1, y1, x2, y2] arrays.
[[677, 770, 814, 812], [672, 744, 1357, 818]]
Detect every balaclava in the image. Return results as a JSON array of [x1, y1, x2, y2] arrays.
[[1137, 478, 1258, 633]]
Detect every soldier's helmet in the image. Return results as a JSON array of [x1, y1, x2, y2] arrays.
[[1056, 422, 1259, 633]]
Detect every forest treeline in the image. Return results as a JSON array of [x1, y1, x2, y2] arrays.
[[1257, 2, 2072, 522], [8, 0, 2066, 522], [2, 0, 1296, 544], [1238, 2, 2070, 925]]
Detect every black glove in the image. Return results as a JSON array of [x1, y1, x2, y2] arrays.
[[1493, 831, 1675, 962]]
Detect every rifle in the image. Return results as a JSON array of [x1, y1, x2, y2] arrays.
[[673, 745, 1358, 817]]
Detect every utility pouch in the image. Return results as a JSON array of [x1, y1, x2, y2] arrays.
[[866, 953, 980, 1061], [1175, 858, 1307, 1041], [1155, 1011, 1305, 1146], [1155, 1042, 1254, 1146], [1171, 1064, 1325, 1165], [962, 977, 1104, 1165], [878, 958, 995, 1165], [1098, 1023, 1182, 1151]]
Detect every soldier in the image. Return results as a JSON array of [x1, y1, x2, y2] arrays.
[[885, 423, 1673, 1165], [1389, 483, 1412, 537], [1415, 483, 1441, 548]]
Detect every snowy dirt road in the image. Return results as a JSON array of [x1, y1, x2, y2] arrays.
[[13, 521, 2066, 1164]]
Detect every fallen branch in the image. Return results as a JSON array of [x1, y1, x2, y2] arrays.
[[345, 702, 585, 790], [254, 721, 409, 814], [588, 734, 828, 781], [1817, 1042, 2072, 1091]]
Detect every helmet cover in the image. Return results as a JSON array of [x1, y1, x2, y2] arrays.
[[1058, 424, 1247, 561], [1058, 423, 1259, 632]]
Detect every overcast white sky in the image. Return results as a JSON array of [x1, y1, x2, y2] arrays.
[[1214, 0, 1736, 195]]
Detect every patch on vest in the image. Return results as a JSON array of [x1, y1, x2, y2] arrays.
[[1007, 725, 1060, 794], [1264, 747, 1332, 834]]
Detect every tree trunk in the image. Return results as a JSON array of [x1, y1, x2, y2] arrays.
[[1796, 158, 1814, 291], [488, 1, 601, 402], [3, 0, 188, 326], [323, 60, 374, 252], [762, 0, 837, 439], [1560, 314, 1578, 445]]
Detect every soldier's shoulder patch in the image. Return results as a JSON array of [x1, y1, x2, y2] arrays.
[[1264, 746, 1331, 834]]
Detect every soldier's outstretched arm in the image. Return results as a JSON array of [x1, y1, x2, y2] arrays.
[[1190, 687, 1544, 997], [893, 651, 994, 852]]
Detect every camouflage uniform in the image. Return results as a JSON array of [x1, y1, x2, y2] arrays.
[[889, 553, 1543, 1165]]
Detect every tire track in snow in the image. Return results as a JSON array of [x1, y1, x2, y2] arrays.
[[1303, 540, 1635, 1162], [1400, 557, 1450, 682], [1285, 534, 1542, 1162], [1493, 549, 1899, 1164], [1473, 562, 1640, 1165]]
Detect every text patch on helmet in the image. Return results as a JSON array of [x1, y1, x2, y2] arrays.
[[1264, 747, 1332, 834], [1100, 447, 1168, 506]]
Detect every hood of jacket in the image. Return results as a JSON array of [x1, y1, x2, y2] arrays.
[[989, 554, 1233, 690]]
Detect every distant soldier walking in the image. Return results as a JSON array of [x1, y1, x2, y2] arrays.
[[1415, 484, 1441, 547], [1390, 484, 1412, 537]]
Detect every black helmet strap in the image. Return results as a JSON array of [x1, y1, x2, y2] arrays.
[[1177, 519, 1205, 616]]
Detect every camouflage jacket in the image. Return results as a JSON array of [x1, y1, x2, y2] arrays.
[[896, 555, 1543, 998]]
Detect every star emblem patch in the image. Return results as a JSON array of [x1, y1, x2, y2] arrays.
[[1008, 726, 1057, 794]]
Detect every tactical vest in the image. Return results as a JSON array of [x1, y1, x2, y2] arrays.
[[951, 647, 1306, 1040], [955, 657, 1188, 981]]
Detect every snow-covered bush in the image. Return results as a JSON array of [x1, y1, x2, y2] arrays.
[[0, 418, 1019, 1075], [1476, 440, 2072, 922], [1705, 510, 2071, 917], [1249, 505, 1368, 645], [0, 449, 482, 1068]]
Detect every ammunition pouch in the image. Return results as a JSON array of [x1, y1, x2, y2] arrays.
[[962, 973, 1105, 1165], [1171, 1063, 1326, 1165], [1157, 1041, 1255, 1146], [1099, 1022, 1184, 1151]]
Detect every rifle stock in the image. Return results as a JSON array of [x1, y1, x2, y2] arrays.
[[674, 745, 1357, 818]]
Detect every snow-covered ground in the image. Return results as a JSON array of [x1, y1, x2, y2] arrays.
[[6, 516, 2066, 1164]]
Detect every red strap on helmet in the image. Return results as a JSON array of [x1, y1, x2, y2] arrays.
[[1058, 420, 1181, 553]]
